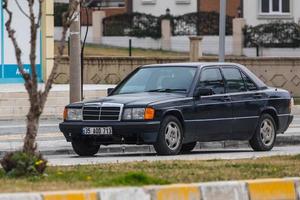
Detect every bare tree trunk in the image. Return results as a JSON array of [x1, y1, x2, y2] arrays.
[[3, 0, 81, 155], [24, 106, 40, 154]]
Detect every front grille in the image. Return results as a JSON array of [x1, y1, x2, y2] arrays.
[[83, 103, 122, 121]]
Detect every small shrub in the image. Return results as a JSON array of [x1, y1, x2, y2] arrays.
[[0, 151, 47, 177]]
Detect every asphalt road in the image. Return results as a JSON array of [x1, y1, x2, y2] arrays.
[[0, 116, 299, 166], [45, 146, 300, 166]]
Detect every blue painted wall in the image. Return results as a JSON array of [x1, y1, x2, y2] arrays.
[[0, 0, 43, 84]]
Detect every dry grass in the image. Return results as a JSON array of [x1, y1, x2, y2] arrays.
[[55, 42, 188, 57], [1, 155, 300, 192]]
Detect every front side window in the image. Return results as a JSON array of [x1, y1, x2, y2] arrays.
[[199, 68, 225, 94], [114, 67, 197, 95], [222, 67, 246, 93], [242, 73, 258, 91], [260, 0, 290, 14]]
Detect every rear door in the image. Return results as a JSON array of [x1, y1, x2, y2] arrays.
[[192, 67, 233, 141], [221, 66, 262, 140]]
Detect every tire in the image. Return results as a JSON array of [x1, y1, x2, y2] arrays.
[[154, 115, 184, 155], [72, 140, 100, 156], [249, 113, 277, 151], [180, 142, 197, 154]]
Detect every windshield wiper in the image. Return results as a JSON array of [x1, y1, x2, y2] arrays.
[[146, 88, 187, 93]]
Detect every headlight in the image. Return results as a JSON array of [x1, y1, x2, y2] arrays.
[[64, 108, 82, 121], [122, 108, 155, 120]]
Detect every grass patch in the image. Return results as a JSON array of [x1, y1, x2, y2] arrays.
[[107, 172, 169, 186], [1, 155, 300, 192], [55, 42, 188, 57]]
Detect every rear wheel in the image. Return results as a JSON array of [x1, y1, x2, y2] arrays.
[[249, 114, 276, 151], [72, 140, 100, 156], [180, 142, 197, 154], [154, 116, 183, 155]]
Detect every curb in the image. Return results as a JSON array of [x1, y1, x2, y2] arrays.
[[0, 178, 299, 200]]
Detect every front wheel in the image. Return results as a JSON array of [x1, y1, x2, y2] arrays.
[[249, 114, 276, 151], [72, 140, 100, 156], [154, 116, 183, 155]]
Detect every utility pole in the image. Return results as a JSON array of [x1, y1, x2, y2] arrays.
[[219, 0, 226, 62], [69, 0, 82, 103]]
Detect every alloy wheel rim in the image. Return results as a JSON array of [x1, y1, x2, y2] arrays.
[[260, 118, 275, 146], [165, 122, 181, 151]]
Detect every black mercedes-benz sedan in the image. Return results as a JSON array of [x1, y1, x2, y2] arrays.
[[59, 63, 293, 156]]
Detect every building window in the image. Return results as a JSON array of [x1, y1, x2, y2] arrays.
[[176, 0, 191, 4], [142, 0, 156, 5], [89, 0, 125, 8], [260, 0, 290, 14]]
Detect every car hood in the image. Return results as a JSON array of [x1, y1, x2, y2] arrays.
[[82, 92, 186, 107]]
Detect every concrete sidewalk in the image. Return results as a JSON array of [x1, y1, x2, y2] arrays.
[[0, 84, 115, 93], [0, 84, 114, 119]]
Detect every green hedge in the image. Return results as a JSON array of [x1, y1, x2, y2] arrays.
[[244, 22, 300, 48], [172, 12, 233, 36], [102, 12, 233, 38], [103, 12, 161, 39]]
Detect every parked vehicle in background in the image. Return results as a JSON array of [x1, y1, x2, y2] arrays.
[[60, 63, 293, 156]]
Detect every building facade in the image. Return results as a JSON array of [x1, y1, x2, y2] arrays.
[[132, 0, 241, 17], [243, 0, 300, 26], [132, 0, 197, 16], [199, 0, 241, 17]]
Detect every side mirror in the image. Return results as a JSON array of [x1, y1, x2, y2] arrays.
[[107, 88, 114, 96], [194, 88, 213, 98]]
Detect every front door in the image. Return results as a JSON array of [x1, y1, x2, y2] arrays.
[[192, 67, 232, 141]]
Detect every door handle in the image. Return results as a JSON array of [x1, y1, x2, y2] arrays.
[[254, 93, 263, 98], [223, 96, 231, 101]]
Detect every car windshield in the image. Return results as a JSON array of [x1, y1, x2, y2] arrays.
[[113, 67, 197, 95]]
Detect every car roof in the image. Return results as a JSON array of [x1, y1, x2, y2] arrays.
[[142, 62, 244, 68], [141, 62, 267, 89]]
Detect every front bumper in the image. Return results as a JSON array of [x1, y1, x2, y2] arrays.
[[59, 120, 160, 144]]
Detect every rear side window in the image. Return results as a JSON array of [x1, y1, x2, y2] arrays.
[[222, 67, 246, 93], [241, 72, 258, 91], [199, 68, 225, 94]]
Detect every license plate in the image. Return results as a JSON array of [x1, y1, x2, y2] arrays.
[[82, 127, 113, 136]]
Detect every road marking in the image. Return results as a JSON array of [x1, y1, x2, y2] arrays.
[[0, 124, 58, 129], [0, 132, 62, 141]]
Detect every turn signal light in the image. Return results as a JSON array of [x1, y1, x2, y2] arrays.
[[144, 107, 155, 120], [63, 108, 68, 120]]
